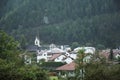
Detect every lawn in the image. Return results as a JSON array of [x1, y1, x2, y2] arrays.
[[49, 76, 58, 80]]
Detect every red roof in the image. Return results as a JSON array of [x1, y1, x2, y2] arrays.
[[56, 62, 75, 71], [99, 49, 120, 59], [99, 49, 110, 59], [49, 54, 61, 61]]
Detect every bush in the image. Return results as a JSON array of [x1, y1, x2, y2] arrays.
[[84, 64, 120, 80]]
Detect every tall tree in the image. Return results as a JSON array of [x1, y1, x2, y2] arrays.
[[75, 49, 86, 80], [0, 30, 19, 61], [0, 30, 49, 80]]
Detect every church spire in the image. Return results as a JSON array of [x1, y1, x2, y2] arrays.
[[35, 36, 41, 47]]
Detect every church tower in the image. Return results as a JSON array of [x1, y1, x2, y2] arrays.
[[35, 37, 41, 47]]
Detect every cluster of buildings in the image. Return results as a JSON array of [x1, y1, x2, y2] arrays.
[[24, 37, 120, 77], [25, 37, 95, 64], [25, 37, 120, 65], [25, 37, 95, 65], [37, 45, 95, 63], [34, 37, 95, 64]]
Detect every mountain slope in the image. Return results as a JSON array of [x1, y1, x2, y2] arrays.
[[0, 0, 120, 48]]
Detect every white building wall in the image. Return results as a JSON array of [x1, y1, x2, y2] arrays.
[[83, 55, 91, 63], [115, 54, 120, 59], [70, 54, 77, 59], [74, 47, 95, 54], [37, 52, 48, 62], [64, 58, 73, 64], [54, 55, 66, 62]]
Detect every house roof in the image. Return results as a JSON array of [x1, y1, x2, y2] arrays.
[[99, 49, 120, 59], [113, 49, 120, 56], [74, 47, 95, 54], [26, 45, 39, 52], [49, 54, 61, 61], [56, 62, 75, 71], [47, 48, 65, 54], [99, 49, 110, 59]]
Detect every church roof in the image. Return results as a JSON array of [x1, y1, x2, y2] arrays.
[[26, 45, 39, 52]]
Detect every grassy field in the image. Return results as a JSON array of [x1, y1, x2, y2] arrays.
[[49, 76, 59, 80]]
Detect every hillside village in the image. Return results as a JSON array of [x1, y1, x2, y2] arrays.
[[24, 37, 95, 64], [24, 37, 120, 75], [1, 0, 120, 80], [0, 31, 120, 80]]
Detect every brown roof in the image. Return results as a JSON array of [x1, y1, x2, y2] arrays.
[[99, 49, 120, 59], [56, 62, 75, 71], [99, 49, 110, 59], [49, 54, 61, 61]]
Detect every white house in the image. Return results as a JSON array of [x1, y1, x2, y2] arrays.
[[53, 54, 74, 64], [24, 55, 32, 64], [74, 47, 95, 63], [64, 57, 74, 64], [74, 47, 95, 54], [54, 54, 66, 62], [49, 50, 76, 64], [37, 47, 66, 63], [69, 53, 77, 59], [115, 53, 120, 59], [37, 50, 48, 62]]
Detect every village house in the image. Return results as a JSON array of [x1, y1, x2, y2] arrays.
[[74, 47, 95, 54], [73, 47, 96, 63], [56, 62, 76, 77], [99, 49, 120, 60], [50, 52, 75, 64]]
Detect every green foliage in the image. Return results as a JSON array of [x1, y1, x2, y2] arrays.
[[19, 34, 28, 49], [49, 76, 58, 80], [84, 64, 120, 80], [0, 59, 49, 80], [109, 49, 114, 61], [0, 30, 18, 51], [39, 62, 66, 70], [0, 30, 20, 62], [0, 31, 49, 80], [74, 49, 120, 80], [41, 62, 65, 67], [117, 56, 120, 63], [0, 0, 120, 48], [0, 59, 22, 80], [75, 49, 86, 80], [17, 65, 49, 80], [96, 44, 105, 50], [71, 42, 80, 50]]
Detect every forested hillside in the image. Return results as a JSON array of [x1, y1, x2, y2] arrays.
[[0, 0, 120, 48]]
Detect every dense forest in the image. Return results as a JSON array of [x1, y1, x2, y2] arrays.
[[0, 0, 120, 49]]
